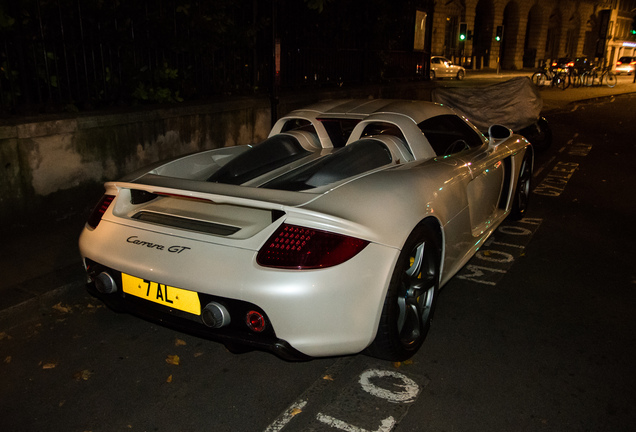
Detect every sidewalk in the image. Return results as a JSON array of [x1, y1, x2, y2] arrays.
[[538, 75, 636, 112], [0, 210, 90, 323], [1, 78, 635, 320]]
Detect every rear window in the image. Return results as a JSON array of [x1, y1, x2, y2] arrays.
[[280, 119, 317, 134], [207, 135, 310, 185], [262, 139, 392, 191], [317, 118, 361, 148]]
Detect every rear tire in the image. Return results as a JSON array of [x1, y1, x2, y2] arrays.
[[582, 71, 594, 86], [556, 72, 568, 90], [531, 72, 546, 87], [366, 224, 441, 361], [604, 71, 617, 88]]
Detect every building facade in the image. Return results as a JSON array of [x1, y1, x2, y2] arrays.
[[429, 0, 636, 70]]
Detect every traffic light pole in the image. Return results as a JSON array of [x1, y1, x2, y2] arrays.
[[496, 25, 504, 74]]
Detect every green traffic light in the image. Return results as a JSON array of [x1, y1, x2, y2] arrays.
[[496, 36, 501, 42], [460, 34, 466, 41]]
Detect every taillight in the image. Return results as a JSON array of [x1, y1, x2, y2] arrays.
[[87, 194, 115, 229], [630, 61, 636, 65], [617, 61, 623, 65], [256, 223, 369, 269]]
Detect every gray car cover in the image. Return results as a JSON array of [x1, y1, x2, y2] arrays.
[[430, 76, 543, 132]]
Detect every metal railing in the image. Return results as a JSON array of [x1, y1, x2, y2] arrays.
[[0, 0, 428, 117]]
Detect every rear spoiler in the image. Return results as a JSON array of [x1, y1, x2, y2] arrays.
[[109, 174, 319, 210]]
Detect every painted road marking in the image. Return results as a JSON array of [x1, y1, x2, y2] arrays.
[[315, 413, 395, 432], [456, 218, 542, 286], [533, 133, 593, 196], [264, 359, 425, 432], [533, 161, 579, 196]]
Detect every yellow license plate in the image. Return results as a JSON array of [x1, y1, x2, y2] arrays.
[[122, 273, 201, 315]]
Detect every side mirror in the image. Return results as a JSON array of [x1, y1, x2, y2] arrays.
[[488, 124, 513, 148]]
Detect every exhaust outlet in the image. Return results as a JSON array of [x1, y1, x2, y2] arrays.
[[202, 302, 231, 328], [95, 272, 118, 294]]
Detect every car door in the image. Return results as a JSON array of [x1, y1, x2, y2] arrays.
[[437, 58, 450, 77], [419, 114, 506, 237], [461, 146, 506, 236]]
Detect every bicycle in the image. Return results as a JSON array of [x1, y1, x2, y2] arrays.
[[565, 66, 583, 88], [531, 65, 568, 90], [581, 66, 617, 88]]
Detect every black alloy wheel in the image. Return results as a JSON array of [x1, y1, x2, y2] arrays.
[[510, 148, 533, 220], [366, 224, 441, 361]]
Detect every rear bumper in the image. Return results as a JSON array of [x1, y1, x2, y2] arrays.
[[79, 221, 399, 358], [85, 261, 311, 361]]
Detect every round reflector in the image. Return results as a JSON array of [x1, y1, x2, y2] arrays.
[[246, 311, 266, 332]]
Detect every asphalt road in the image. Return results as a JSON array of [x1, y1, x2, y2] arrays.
[[1, 94, 635, 432]]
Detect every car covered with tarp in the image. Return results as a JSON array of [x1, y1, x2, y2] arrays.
[[431, 76, 551, 151]]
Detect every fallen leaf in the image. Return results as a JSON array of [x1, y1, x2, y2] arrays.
[[290, 408, 302, 417], [165, 354, 180, 365], [194, 352, 203, 358], [0, 332, 11, 340], [52, 302, 71, 314], [59, 400, 66, 407], [322, 375, 334, 381], [175, 338, 187, 347], [73, 369, 92, 381], [166, 375, 173, 383], [393, 362, 402, 368], [5, 356, 12, 364], [42, 362, 57, 369]]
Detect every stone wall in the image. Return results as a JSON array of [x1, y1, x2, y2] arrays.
[[0, 98, 271, 227], [0, 82, 433, 228]]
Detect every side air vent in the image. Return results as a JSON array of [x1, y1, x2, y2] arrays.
[[132, 211, 240, 236]]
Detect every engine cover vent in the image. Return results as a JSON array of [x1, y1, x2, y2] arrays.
[[132, 211, 240, 236]]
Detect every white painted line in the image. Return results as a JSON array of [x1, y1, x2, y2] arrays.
[[264, 400, 308, 432], [487, 240, 524, 249], [358, 369, 420, 403], [316, 413, 396, 432]]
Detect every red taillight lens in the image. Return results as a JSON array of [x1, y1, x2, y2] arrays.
[[256, 223, 369, 269], [617, 61, 623, 65], [87, 194, 115, 229]]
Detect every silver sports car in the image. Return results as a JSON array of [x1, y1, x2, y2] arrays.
[[79, 99, 533, 361]]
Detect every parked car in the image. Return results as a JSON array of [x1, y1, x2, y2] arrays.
[[550, 57, 574, 72], [80, 99, 532, 361], [615, 56, 635, 75], [430, 56, 465, 80]]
